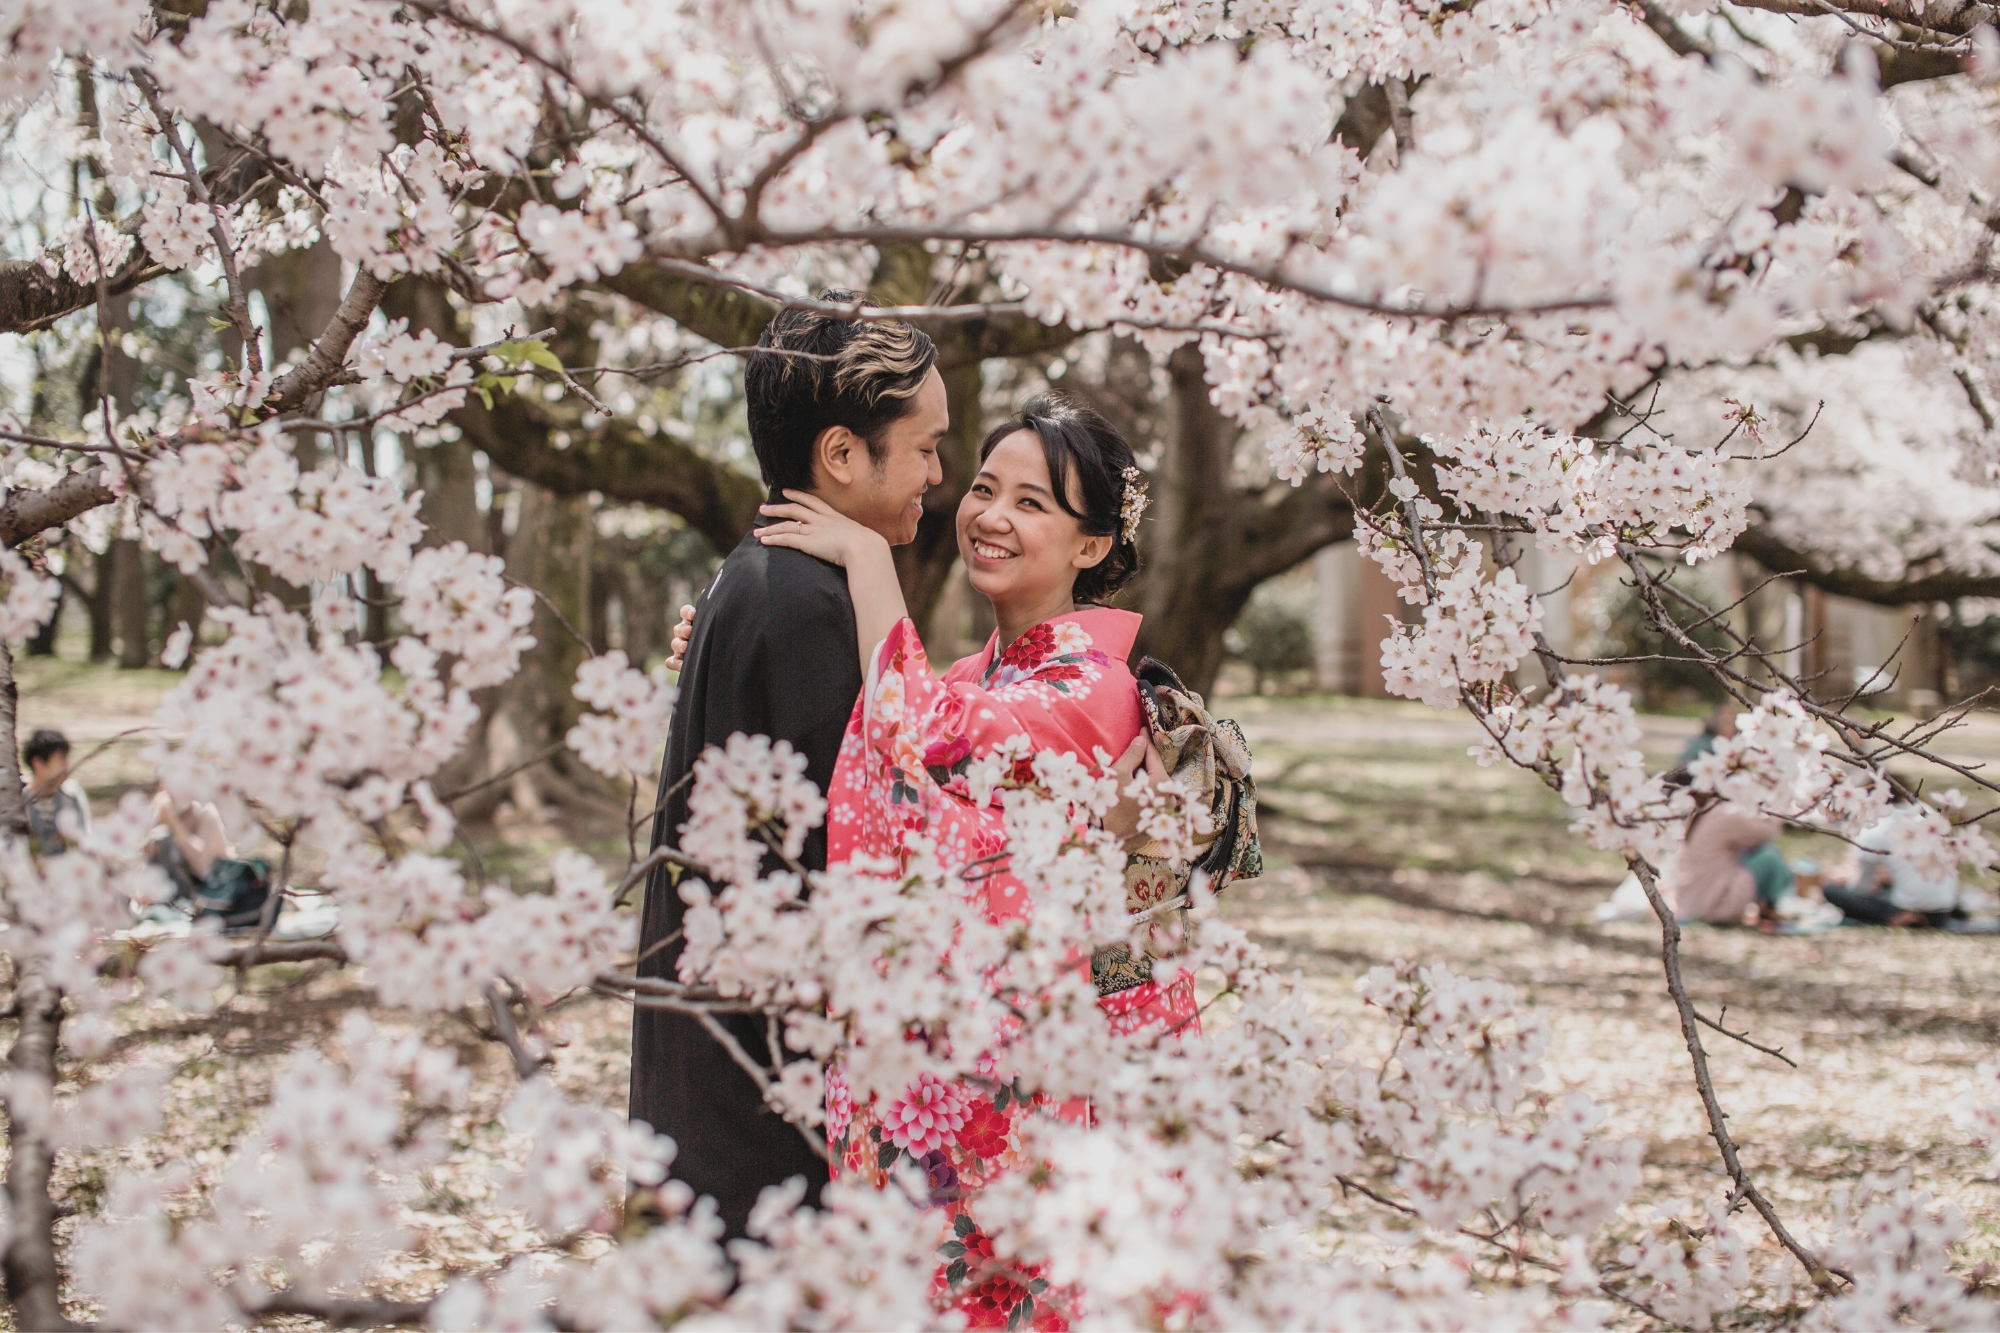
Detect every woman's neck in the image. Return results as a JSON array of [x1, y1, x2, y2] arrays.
[[993, 589, 1077, 655]]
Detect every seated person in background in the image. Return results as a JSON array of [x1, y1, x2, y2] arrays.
[[1659, 793, 1794, 924], [23, 729, 91, 856], [1824, 813, 1961, 928], [148, 786, 234, 901], [1680, 705, 1739, 768]]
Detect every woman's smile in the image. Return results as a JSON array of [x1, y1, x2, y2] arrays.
[[970, 537, 1017, 562]]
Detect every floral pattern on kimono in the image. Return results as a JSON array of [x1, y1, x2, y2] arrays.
[[825, 608, 1199, 1331]]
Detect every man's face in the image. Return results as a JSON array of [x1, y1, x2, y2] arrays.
[[849, 366, 948, 546]]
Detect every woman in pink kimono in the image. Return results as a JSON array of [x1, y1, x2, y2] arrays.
[[756, 396, 1189, 1330]]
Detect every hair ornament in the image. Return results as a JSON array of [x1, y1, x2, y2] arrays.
[[1119, 466, 1149, 544]]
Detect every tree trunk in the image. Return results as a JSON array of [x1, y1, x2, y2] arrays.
[[1130, 345, 1252, 696], [255, 239, 346, 472], [456, 481, 610, 823], [109, 537, 148, 669], [24, 580, 61, 657], [73, 552, 113, 662]]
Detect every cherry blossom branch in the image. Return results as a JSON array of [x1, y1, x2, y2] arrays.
[[260, 270, 392, 418], [607, 845, 713, 910], [133, 70, 261, 378], [1627, 857, 1845, 1285], [735, 224, 1615, 321], [483, 982, 549, 1080], [1377, 448, 1840, 1290], [391, 0, 726, 225]]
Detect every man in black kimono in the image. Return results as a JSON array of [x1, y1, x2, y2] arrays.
[[630, 295, 947, 1240]]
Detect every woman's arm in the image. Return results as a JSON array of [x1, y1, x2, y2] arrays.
[[755, 489, 910, 677]]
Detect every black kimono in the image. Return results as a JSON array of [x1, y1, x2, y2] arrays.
[[629, 525, 861, 1240]]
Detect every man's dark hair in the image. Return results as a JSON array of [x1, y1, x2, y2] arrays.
[[744, 290, 939, 494], [978, 394, 1143, 604], [22, 730, 68, 768]]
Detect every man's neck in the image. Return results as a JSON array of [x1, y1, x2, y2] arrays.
[[994, 591, 1078, 656], [782, 481, 898, 545]]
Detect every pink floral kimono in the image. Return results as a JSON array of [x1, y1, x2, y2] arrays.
[[823, 608, 1198, 1331]]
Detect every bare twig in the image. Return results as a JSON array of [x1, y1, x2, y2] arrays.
[[686, 1009, 830, 1164], [483, 982, 548, 1080], [1695, 1005, 1799, 1068], [434, 742, 568, 805], [1628, 857, 1844, 1285], [608, 845, 714, 909]]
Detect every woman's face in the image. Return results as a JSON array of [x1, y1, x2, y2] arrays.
[[956, 430, 1110, 608]]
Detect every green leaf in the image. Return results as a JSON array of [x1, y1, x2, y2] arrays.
[[206, 316, 232, 331], [490, 337, 565, 374], [946, 1258, 968, 1288], [994, 1085, 1011, 1112], [1008, 1296, 1028, 1331], [939, 1241, 966, 1258], [1028, 1278, 1048, 1294], [954, 1213, 976, 1238], [878, 1141, 900, 1171]]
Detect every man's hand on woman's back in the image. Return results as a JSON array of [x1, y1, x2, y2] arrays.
[[665, 604, 694, 672]]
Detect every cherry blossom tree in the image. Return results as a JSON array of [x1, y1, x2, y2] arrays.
[[0, 0, 1998, 1327]]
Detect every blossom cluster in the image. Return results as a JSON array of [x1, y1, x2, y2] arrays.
[[566, 651, 677, 778]]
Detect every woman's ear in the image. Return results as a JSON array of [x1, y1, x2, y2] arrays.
[[814, 425, 864, 488], [1072, 532, 1113, 570]]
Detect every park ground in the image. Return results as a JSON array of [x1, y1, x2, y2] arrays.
[[18, 655, 2000, 1321]]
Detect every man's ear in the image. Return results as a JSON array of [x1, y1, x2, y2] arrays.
[[814, 425, 864, 488], [1072, 533, 1113, 570]]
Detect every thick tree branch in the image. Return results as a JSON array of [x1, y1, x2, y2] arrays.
[[0, 647, 25, 839], [1728, 0, 1994, 36], [237, 1290, 429, 1327], [261, 271, 393, 417], [1734, 523, 2000, 603], [596, 266, 777, 351], [207, 938, 348, 968], [0, 252, 161, 337], [1878, 43, 1968, 85], [1630, 0, 1721, 60], [454, 392, 763, 554], [0, 471, 117, 549]]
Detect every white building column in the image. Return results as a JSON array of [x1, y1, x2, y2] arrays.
[[1313, 544, 1361, 694]]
